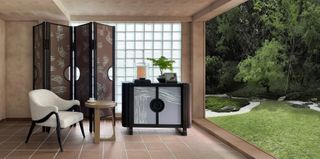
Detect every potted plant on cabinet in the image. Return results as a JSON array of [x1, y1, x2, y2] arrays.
[[147, 56, 175, 83]]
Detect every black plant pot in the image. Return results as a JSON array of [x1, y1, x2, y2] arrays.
[[157, 75, 166, 83]]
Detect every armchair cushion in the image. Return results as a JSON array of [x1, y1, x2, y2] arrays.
[[36, 111, 83, 128]]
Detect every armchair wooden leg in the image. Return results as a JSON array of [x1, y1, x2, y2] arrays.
[[56, 126, 63, 152], [70, 124, 76, 128], [46, 127, 50, 133], [25, 122, 35, 143], [89, 108, 93, 133], [42, 126, 45, 132], [112, 107, 116, 126], [79, 121, 85, 138], [55, 114, 63, 152]]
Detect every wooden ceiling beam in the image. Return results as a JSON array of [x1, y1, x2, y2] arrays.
[[52, 0, 70, 21], [70, 15, 192, 22], [192, 0, 247, 22]]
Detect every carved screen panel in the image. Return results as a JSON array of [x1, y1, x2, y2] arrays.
[[75, 23, 92, 116], [33, 23, 45, 89], [49, 23, 71, 99], [95, 23, 114, 100], [95, 23, 115, 116]]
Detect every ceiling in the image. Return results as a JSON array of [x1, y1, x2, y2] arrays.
[[0, 0, 249, 22], [60, 0, 217, 17], [0, 0, 219, 21], [0, 0, 67, 21]]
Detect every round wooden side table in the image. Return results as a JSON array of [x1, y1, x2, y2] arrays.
[[85, 100, 117, 144]]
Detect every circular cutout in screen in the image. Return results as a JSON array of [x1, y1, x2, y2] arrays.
[[107, 67, 113, 80], [63, 66, 80, 81]]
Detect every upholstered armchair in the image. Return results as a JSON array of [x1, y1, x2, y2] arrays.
[[25, 89, 85, 152]]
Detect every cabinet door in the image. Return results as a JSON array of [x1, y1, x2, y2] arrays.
[[159, 87, 181, 125], [134, 87, 156, 124]]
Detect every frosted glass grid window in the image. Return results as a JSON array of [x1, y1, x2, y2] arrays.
[[70, 22, 182, 113]]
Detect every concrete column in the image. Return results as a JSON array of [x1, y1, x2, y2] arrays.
[[0, 19, 6, 120], [191, 21, 205, 119], [181, 22, 191, 83]]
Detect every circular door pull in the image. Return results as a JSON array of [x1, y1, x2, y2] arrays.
[[150, 99, 165, 113]]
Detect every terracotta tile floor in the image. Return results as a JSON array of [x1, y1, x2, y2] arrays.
[[0, 120, 246, 159]]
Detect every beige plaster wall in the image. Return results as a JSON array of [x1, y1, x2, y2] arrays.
[[6, 21, 36, 118], [0, 19, 6, 120]]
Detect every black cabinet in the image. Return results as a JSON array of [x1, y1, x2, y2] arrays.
[[122, 83, 191, 135]]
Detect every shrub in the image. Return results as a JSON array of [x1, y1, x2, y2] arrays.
[[217, 61, 243, 92], [205, 96, 249, 112], [206, 56, 223, 94], [229, 85, 285, 100]]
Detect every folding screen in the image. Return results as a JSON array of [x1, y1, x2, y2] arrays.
[[74, 23, 92, 116], [34, 22, 115, 118], [33, 22, 72, 100], [74, 22, 115, 117]]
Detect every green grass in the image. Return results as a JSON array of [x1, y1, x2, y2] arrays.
[[205, 96, 249, 112], [207, 101, 320, 159]]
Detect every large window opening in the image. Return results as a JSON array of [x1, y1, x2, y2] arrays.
[[71, 22, 182, 113], [205, 1, 320, 158]]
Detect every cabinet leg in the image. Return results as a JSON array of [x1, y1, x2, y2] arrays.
[[182, 127, 187, 136], [176, 127, 187, 136], [128, 127, 133, 135]]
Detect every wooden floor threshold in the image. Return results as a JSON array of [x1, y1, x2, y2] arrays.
[[193, 118, 276, 159]]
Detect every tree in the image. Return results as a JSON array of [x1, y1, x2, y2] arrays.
[[300, 0, 320, 86], [235, 40, 287, 93], [205, 56, 223, 94], [206, 0, 320, 94], [218, 61, 242, 92], [254, 0, 320, 89], [206, 1, 272, 60]]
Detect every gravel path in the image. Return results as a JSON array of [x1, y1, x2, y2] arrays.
[[206, 101, 260, 117], [287, 101, 320, 112], [206, 98, 320, 118]]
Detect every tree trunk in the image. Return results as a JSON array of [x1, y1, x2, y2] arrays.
[[266, 86, 270, 93]]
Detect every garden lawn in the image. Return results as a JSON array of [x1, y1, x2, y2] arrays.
[[208, 101, 320, 159], [206, 96, 249, 112]]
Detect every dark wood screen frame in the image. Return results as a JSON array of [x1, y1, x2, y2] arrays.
[[33, 22, 46, 90]]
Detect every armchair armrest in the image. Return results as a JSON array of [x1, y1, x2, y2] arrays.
[[31, 105, 58, 121], [56, 99, 80, 111]]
